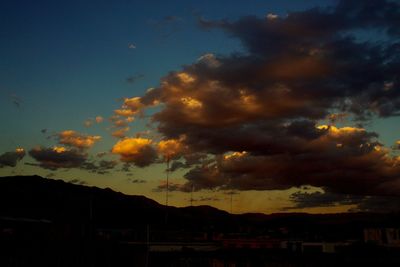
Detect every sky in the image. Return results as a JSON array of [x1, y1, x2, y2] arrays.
[[1, 0, 400, 214]]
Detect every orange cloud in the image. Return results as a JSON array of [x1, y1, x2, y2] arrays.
[[95, 116, 104, 123], [114, 109, 136, 117], [123, 97, 144, 113], [58, 130, 101, 149], [157, 138, 185, 159], [112, 137, 157, 167], [84, 116, 104, 127], [112, 127, 130, 138]]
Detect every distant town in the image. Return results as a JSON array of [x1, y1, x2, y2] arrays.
[[1, 175, 399, 266]]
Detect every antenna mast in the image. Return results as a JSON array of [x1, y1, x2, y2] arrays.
[[229, 178, 233, 214], [190, 184, 194, 207], [166, 156, 170, 207]]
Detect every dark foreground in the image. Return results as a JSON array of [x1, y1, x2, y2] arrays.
[[1, 176, 399, 266], [1, 221, 400, 267], [1, 239, 400, 267]]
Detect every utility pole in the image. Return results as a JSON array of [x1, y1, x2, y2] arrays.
[[190, 184, 194, 207], [165, 156, 170, 224], [230, 191, 233, 214], [229, 178, 233, 214], [166, 156, 170, 207]]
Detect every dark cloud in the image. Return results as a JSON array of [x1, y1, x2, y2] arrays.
[[81, 160, 118, 174], [284, 191, 364, 210], [168, 161, 187, 172], [28, 147, 87, 170], [128, 178, 146, 184], [96, 152, 108, 158], [0, 149, 25, 168], [176, 125, 400, 196], [169, 153, 210, 172], [351, 196, 400, 213], [10, 94, 21, 109], [126, 74, 144, 84], [116, 0, 400, 198], [69, 179, 88, 185], [120, 162, 132, 172], [192, 196, 221, 202], [223, 190, 240, 195], [154, 182, 190, 193], [197, 1, 400, 119], [285, 191, 400, 213]]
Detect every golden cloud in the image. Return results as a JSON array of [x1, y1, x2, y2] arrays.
[[157, 138, 185, 159], [114, 109, 136, 117], [58, 130, 101, 149], [124, 97, 144, 113], [112, 137, 157, 167], [95, 116, 104, 123], [112, 127, 130, 138]]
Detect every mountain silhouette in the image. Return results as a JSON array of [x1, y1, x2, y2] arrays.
[[1, 175, 399, 235]]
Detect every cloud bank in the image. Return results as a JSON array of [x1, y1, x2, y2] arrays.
[[113, 0, 400, 205]]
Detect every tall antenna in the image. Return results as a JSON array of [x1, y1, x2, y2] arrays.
[[166, 156, 170, 207], [190, 184, 194, 207], [229, 178, 233, 214], [230, 190, 233, 214], [164, 156, 170, 224]]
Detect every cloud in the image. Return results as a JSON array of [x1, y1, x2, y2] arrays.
[[128, 178, 147, 184], [394, 140, 400, 150], [115, 1, 400, 199], [84, 116, 103, 127], [69, 179, 88, 185], [285, 191, 364, 210], [10, 94, 21, 109], [285, 190, 400, 213], [112, 127, 130, 138], [154, 181, 189, 192], [84, 119, 93, 127], [126, 74, 145, 84], [128, 43, 136, 49], [327, 113, 348, 124], [197, 1, 400, 119], [351, 196, 400, 213], [81, 160, 118, 174], [28, 146, 87, 170], [157, 138, 186, 159], [266, 13, 279, 21], [122, 97, 145, 115], [58, 130, 101, 149], [95, 116, 103, 123], [114, 109, 137, 117], [96, 152, 108, 158], [180, 125, 400, 195], [192, 196, 221, 202], [0, 148, 25, 168], [111, 138, 158, 167]]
